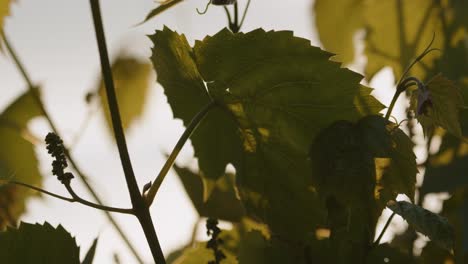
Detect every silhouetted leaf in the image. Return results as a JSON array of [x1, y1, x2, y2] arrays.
[[439, 188, 468, 262], [410, 74, 464, 137], [314, 0, 364, 64], [388, 200, 454, 250], [419, 241, 454, 264], [0, 222, 80, 263], [0, 89, 43, 229], [168, 239, 237, 264], [358, 116, 417, 204], [151, 27, 383, 240], [98, 56, 152, 134], [81, 238, 98, 264], [173, 164, 245, 222], [421, 134, 468, 195], [366, 243, 414, 264], [139, 0, 184, 25]]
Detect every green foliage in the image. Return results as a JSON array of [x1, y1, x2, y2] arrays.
[[82, 238, 99, 264], [173, 164, 245, 222], [97, 55, 152, 134], [151, 26, 383, 241], [140, 0, 184, 25], [0, 89, 43, 229], [388, 200, 454, 250], [410, 74, 465, 137], [1, 0, 466, 262], [314, 0, 364, 63], [0, 222, 81, 263], [314, 0, 445, 81]]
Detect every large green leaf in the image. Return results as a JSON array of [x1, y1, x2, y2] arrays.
[[0, 89, 43, 229], [314, 0, 364, 64], [309, 116, 417, 262], [0, 222, 80, 263], [410, 74, 464, 137], [421, 134, 468, 195], [173, 164, 245, 222], [388, 200, 454, 250], [358, 115, 417, 203], [314, 0, 444, 81], [98, 56, 152, 134], [151, 27, 383, 240], [365, 243, 414, 264]]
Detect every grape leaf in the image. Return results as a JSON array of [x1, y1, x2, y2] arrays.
[[98, 56, 152, 134], [309, 117, 416, 262], [0, 89, 43, 229], [314, 0, 443, 81], [439, 188, 468, 261], [388, 200, 454, 250], [421, 134, 468, 195], [81, 238, 98, 264], [0, 222, 80, 263], [139, 0, 183, 25], [151, 27, 383, 240], [358, 115, 417, 204], [173, 164, 245, 222], [410, 74, 464, 137], [420, 241, 454, 264], [314, 0, 364, 64], [365, 243, 414, 264], [167, 238, 237, 264]]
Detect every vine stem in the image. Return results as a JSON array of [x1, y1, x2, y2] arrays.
[[89, 1, 165, 263], [384, 78, 418, 120], [145, 101, 217, 206], [7, 180, 133, 214], [0, 31, 145, 263], [373, 212, 396, 247]]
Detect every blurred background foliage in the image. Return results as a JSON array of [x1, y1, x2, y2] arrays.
[[0, 0, 467, 263]]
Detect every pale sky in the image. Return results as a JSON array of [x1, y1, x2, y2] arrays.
[[0, 0, 416, 263]]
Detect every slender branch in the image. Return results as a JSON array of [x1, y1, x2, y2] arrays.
[[89, 0, 140, 204], [144, 101, 217, 206], [8, 181, 74, 202], [9, 180, 133, 214], [64, 184, 134, 214], [373, 212, 396, 246], [233, 2, 239, 32], [223, 6, 233, 26], [1, 30, 145, 264], [238, 0, 251, 30], [385, 78, 418, 120], [89, 1, 165, 263]]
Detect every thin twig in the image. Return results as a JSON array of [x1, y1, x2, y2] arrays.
[[9, 180, 133, 214], [64, 184, 134, 214], [373, 212, 396, 246], [9, 181, 74, 202], [238, 0, 251, 30]]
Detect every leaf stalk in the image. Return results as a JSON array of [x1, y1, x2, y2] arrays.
[[144, 101, 217, 206]]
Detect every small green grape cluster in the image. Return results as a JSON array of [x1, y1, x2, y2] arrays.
[[45, 132, 73, 185], [206, 218, 226, 264]]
